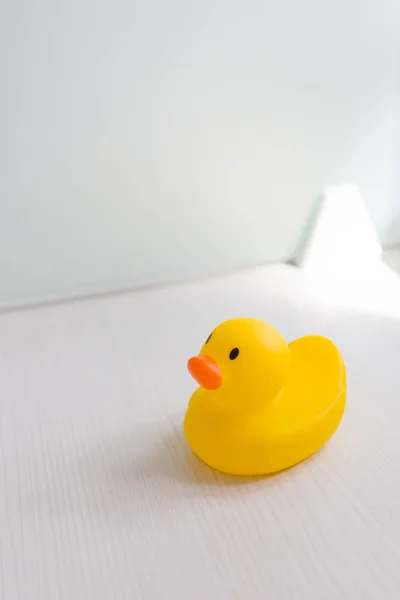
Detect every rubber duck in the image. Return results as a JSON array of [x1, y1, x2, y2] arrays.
[[185, 318, 346, 475]]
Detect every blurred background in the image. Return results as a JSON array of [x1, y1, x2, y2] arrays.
[[0, 0, 399, 305]]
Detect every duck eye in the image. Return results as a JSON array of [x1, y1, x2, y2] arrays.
[[205, 333, 212, 344], [229, 348, 239, 360]]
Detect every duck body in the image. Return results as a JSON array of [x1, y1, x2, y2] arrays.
[[184, 319, 346, 476]]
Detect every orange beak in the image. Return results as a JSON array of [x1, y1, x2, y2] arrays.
[[187, 355, 222, 390]]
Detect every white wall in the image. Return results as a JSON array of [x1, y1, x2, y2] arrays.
[[0, 0, 398, 305]]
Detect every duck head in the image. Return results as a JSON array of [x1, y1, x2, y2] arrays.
[[188, 318, 290, 412]]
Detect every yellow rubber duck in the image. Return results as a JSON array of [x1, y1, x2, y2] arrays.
[[184, 318, 346, 475]]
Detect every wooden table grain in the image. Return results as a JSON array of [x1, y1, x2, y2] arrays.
[[1, 264, 400, 599]]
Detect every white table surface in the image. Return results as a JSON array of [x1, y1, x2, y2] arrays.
[[1, 263, 400, 599]]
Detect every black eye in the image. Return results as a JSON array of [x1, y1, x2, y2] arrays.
[[229, 347, 239, 360], [205, 333, 212, 344]]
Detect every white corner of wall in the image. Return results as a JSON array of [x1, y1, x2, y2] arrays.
[[293, 184, 382, 273]]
